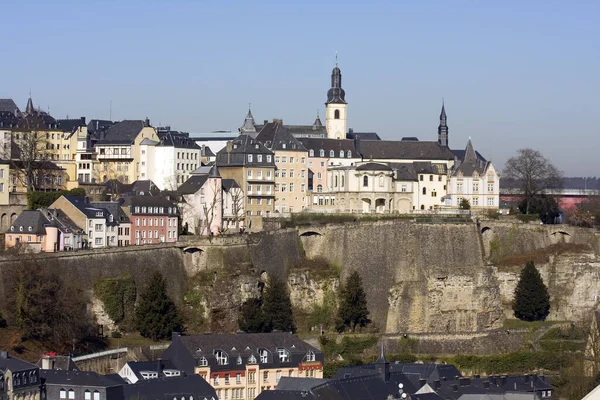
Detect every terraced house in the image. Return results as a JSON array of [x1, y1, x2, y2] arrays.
[[162, 332, 324, 400]]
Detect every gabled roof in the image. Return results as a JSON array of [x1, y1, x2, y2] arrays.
[[222, 179, 240, 191], [43, 208, 86, 233], [121, 195, 177, 210], [359, 140, 456, 161], [0, 99, 20, 114], [56, 117, 86, 134], [120, 374, 216, 400], [62, 196, 111, 220], [8, 210, 50, 235], [240, 108, 257, 134], [0, 353, 38, 372], [87, 119, 114, 134], [256, 121, 307, 152], [453, 139, 490, 177], [36, 355, 79, 371], [215, 134, 275, 168], [157, 130, 200, 149], [178, 175, 210, 195], [41, 370, 125, 387], [356, 163, 392, 172], [96, 120, 145, 145], [89, 202, 130, 224], [123, 360, 178, 382]]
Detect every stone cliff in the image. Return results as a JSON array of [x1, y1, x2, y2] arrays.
[[0, 220, 597, 337]]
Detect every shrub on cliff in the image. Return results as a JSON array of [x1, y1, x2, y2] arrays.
[[135, 272, 183, 341], [262, 276, 296, 333], [513, 261, 550, 321], [238, 298, 264, 333], [337, 271, 370, 332]]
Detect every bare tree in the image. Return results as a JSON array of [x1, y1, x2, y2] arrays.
[[6, 123, 51, 193], [197, 179, 222, 236], [503, 148, 563, 214], [222, 185, 244, 233]]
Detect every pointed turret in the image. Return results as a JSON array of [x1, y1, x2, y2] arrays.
[[208, 164, 221, 178], [437, 101, 448, 147], [240, 106, 257, 136], [375, 343, 390, 382], [312, 111, 323, 128], [25, 97, 35, 115], [463, 137, 477, 164]]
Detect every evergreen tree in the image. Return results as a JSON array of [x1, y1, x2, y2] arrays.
[[337, 271, 370, 332], [513, 261, 550, 321], [262, 276, 296, 333], [135, 272, 183, 341], [238, 298, 264, 333]]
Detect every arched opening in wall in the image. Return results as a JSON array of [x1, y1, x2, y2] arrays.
[[10, 213, 17, 223], [183, 247, 204, 254], [375, 198, 386, 213], [361, 198, 372, 213], [334, 109, 340, 119], [300, 231, 323, 237], [551, 231, 571, 237], [1, 213, 6, 230], [481, 227, 492, 234]]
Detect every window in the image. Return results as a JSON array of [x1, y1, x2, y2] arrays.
[[317, 172, 322, 179], [289, 169, 294, 178], [277, 348, 290, 362], [248, 355, 257, 364], [215, 350, 229, 365], [85, 391, 91, 400], [487, 198, 494, 206], [430, 175, 433, 181], [214, 376, 219, 386], [257, 170, 262, 179], [329, 150, 334, 157], [248, 155, 253, 162], [257, 155, 263, 162], [225, 374, 230, 385], [379, 176, 384, 187], [248, 198, 252, 205], [309, 149, 314, 157], [247, 184, 252, 193], [319, 149, 324, 157], [198, 357, 208, 366], [69, 390, 75, 399], [457, 183, 463, 192], [236, 373, 241, 384], [259, 349, 269, 363], [290, 183, 294, 192], [363, 176, 368, 187], [473, 183, 479, 192], [60, 390, 67, 399], [247, 170, 252, 178], [267, 155, 272, 162], [334, 109, 340, 119], [401, 185, 407, 192], [420, 175, 424, 181], [263, 371, 269, 383], [317, 184, 323, 193], [488, 183, 494, 192], [422, 187, 427, 195], [281, 169, 286, 178], [267, 170, 272, 179], [306, 350, 315, 362], [473, 197, 479, 206], [276, 371, 281, 383]]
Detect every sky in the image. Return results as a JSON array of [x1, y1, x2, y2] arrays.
[[2, 1, 599, 176]]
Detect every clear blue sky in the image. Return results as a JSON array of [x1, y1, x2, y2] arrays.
[[2, 1, 598, 176]]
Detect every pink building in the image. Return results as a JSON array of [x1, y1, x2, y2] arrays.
[[121, 196, 179, 244]]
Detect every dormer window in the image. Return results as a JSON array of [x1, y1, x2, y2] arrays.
[[267, 155, 272, 162], [319, 149, 324, 157], [305, 350, 315, 362], [347, 151, 352, 158], [10, 226, 14, 231], [28, 226, 32, 232], [237, 356, 242, 365], [109, 215, 114, 222], [257, 155, 263, 162], [135, 206, 140, 213], [309, 149, 314, 157], [329, 150, 334, 157], [19, 226, 23, 232], [214, 350, 228, 365], [96, 211, 103, 217], [277, 348, 290, 363], [248, 155, 253, 162], [248, 355, 257, 364], [198, 357, 208, 367], [282, 144, 286, 149], [259, 349, 269, 364]]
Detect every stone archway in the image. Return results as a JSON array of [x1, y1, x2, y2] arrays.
[[1, 213, 6, 230], [10, 213, 17, 223], [375, 198, 386, 213], [362, 198, 372, 213]]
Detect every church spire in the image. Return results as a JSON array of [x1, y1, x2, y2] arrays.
[[240, 105, 257, 135], [326, 59, 346, 105], [438, 100, 448, 147], [25, 96, 35, 115]]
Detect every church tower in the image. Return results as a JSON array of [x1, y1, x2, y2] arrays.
[[325, 60, 347, 140], [438, 102, 448, 147]]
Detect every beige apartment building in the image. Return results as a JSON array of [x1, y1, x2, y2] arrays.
[[93, 119, 158, 184], [216, 135, 275, 230], [256, 120, 308, 213], [163, 333, 324, 400]]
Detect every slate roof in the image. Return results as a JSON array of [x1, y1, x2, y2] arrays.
[[356, 162, 392, 172], [256, 122, 307, 152], [359, 140, 456, 161], [121, 195, 178, 213], [222, 179, 240, 191], [120, 374, 216, 400], [63, 196, 110, 219], [240, 109, 257, 134], [44, 209, 86, 233], [274, 377, 329, 391], [36, 355, 79, 371], [96, 120, 144, 145], [157, 130, 200, 149], [215, 134, 275, 168], [178, 175, 210, 195], [0, 353, 38, 372], [56, 117, 86, 134], [87, 119, 114, 134], [41, 370, 125, 387], [8, 210, 50, 235], [389, 163, 419, 181], [201, 145, 216, 157], [453, 140, 490, 177], [0, 99, 20, 114], [89, 202, 130, 224], [123, 360, 178, 382], [105, 179, 161, 197], [347, 130, 381, 141], [297, 138, 357, 158]]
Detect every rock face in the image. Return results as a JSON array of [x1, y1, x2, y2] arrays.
[[288, 271, 339, 313]]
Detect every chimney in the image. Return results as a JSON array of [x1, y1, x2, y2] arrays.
[[80, 117, 86, 124], [144, 117, 150, 127], [263, 120, 268, 125]]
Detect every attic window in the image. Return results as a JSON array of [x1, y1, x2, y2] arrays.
[[255, 144, 259, 149], [28, 226, 32, 232], [237, 356, 242, 365], [247, 355, 257, 364], [19, 226, 23, 232], [198, 357, 208, 367], [282, 144, 286, 149], [96, 211, 103, 217], [10, 226, 13, 231], [306, 350, 315, 362]]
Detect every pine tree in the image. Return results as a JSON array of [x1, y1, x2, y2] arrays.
[[238, 298, 264, 333], [337, 271, 370, 332], [513, 261, 550, 321], [262, 276, 296, 333], [135, 272, 183, 341]]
